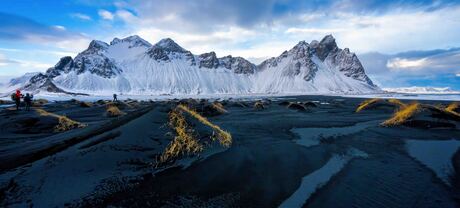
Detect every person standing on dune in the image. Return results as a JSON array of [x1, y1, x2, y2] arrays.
[[113, 93, 118, 102], [13, 90, 23, 110], [24, 93, 33, 111]]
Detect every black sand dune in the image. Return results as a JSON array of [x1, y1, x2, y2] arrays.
[[0, 96, 459, 207]]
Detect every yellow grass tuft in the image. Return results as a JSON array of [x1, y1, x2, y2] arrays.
[[446, 102, 459, 112], [381, 102, 421, 126], [177, 104, 232, 147], [356, 98, 381, 112], [211, 102, 227, 114], [387, 99, 406, 108], [105, 104, 125, 117], [35, 109, 86, 132], [158, 109, 203, 164], [254, 101, 265, 110]]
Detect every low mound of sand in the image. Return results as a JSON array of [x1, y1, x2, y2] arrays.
[[105, 104, 125, 117]]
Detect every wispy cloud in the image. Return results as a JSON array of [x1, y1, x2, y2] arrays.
[[360, 48, 460, 88], [386, 58, 429, 70], [70, 13, 92, 21], [98, 9, 114, 20], [0, 12, 91, 52], [0, 53, 18, 66]]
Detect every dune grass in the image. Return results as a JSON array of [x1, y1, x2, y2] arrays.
[[446, 102, 459, 113], [356, 98, 382, 112], [158, 109, 203, 164], [211, 102, 227, 114], [387, 98, 406, 108], [254, 101, 265, 110], [177, 104, 232, 147], [381, 102, 421, 126], [105, 103, 125, 117], [35, 109, 87, 132]]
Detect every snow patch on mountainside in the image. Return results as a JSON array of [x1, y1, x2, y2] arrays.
[[384, 86, 460, 94]]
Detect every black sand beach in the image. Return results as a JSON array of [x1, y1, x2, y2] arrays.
[[1, 95, 459, 207]]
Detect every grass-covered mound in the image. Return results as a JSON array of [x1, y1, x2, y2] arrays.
[[286, 102, 308, 111], [254, 101, 265, 110], [357, 99, 460, 128], [157, 104, 233, 165], [158, 109, 204, 164], [356, 98, 382, 112], [105, 103, 125, 117], [446, 102, 460, 115], [211, 102, 228, 114], [381, 103, 421, 127], [178, 104, 232, 147], [35, 109, 87, 132]]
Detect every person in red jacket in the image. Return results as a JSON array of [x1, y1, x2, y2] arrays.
[[14, 89, 23, 110]]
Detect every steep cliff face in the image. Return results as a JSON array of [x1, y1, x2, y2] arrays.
[[19, 35, 378, 95]]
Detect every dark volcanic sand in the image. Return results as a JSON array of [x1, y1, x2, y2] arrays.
[[1, 96, 460, 207]]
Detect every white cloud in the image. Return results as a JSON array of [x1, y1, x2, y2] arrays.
[[53, 25, 66, 31], [281, 6, 460, 53], [456, 73, 460, 77], [386, 58, 429, 70], [0, 53, 18, 66], [15, 60, 52, 69], [98, 9, 114, 20], [115, 10, 137, 23], [285, 28, 345, 35], [71, 13, 92, 21]]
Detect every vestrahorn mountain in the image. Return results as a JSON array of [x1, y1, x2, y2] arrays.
[[10, 34, 379, 95]]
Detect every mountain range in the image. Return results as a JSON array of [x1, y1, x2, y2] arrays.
[[1, 35, 379, 96]]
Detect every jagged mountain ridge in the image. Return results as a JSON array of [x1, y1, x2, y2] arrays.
[[19, 34, 378, 95]]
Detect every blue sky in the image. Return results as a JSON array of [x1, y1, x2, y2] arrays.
[[0, 0, 459, 89]]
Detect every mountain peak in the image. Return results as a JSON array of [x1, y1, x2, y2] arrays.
[[110, 35, 152, 48], [320, 34, 336, 46], [88, 40, 109, 51], [313, 34, 339, 60], [154, 38, 187, 52]]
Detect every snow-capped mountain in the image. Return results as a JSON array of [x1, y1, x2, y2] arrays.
[[14, 35, 378, 95], [0, 72, 39, 92], [254, 35, 376, 93], [384, 87, 460, 94]]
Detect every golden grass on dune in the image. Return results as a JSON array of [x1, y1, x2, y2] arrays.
[[381, 102, 421, 127], [387, 98, 406, 108], [177, 104, 232, 147], [355, 98, 381, 112], [446, 102, 459, 113], [105, 103, 125, 117], [158, 109, 203, 164], [254, 101, 265, 110], [35, 109, 87, 132], [211, 102, 227, 114], [423, 103, 460, 119]]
